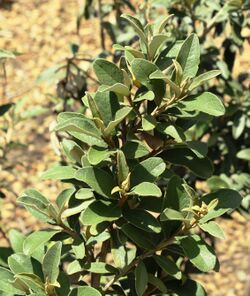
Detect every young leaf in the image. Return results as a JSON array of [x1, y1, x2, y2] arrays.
[[42, 242, 62, 286], [176, 33, 200, 79], [117, 150, 129, 185], [178, 235, 217, 272], [200, 189, 242, 223], [199, 221, 225, 239], [135, 262, 148, 296]]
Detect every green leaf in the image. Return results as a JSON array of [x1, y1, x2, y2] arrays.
[[176, 33, 200, 79], [121, 14, 147, 45], [69, 286, 101, 296], [189, 70, 221, 90], [142, 115, 157, 131], [131, 157, 166, 186], [178, 235, 217, 272], [148, 34, 168, 59], [56, 188, 76, 212], [149, 70, 181, 96], [123, 208, 161, 233], [23, 230, 60, 256], [186, 141, 208, 158], [67, 260, 82, 275], [75, 188, 94, 200], [93, 91, 120, 126], [233, 113, 246, 140], [134, 90, 155, 102], [99, 83, 130, 96], [130, 182, 162, 197], [93, 59, 124, 86], [75, 166, 116, 198], [168, 279, 206, 296], [111, 229, 130, 269], [160, 208, 186, 221], [147, 273, 167, 293], [61, 139, 84, 163], [117, 150, 129, 185], [121, 224, 156, 249], [104, 107, 132, 135], [42, 242, 62, 285], [162, 175, 197, 215], [0, 49, 16, 59], [236, 148, 250, 161], [164, 147, 213, 179], [207, 176, 229, 191], [80, 201, 121, 225], [41, 166, 76, 180], [131, 59, 165, 105], [61, 200, 92, 218], [122, 140, 150, 159], [56, 116, 106, 147], [135, 262, 148, 296], [8, 254, 41, 275], [179, 92, 225, 116], [15, 273, 45, 294], [85, 262, 117, 274], [153, 255, 182, 279], [72, 238, 86, 259], [200, 189, 242, 223], [9, 229, 25, 253], [17, 190, 53, 223], [199, 221, 225, 239], [87, 146, 112, 165], [0, 267, 26, 295], [156, 123, 185, 142]]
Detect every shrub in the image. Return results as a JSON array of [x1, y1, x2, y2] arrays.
[[1, 14, 243, 295]]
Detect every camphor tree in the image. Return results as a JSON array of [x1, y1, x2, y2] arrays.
[[0, 13, 243, 296]]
